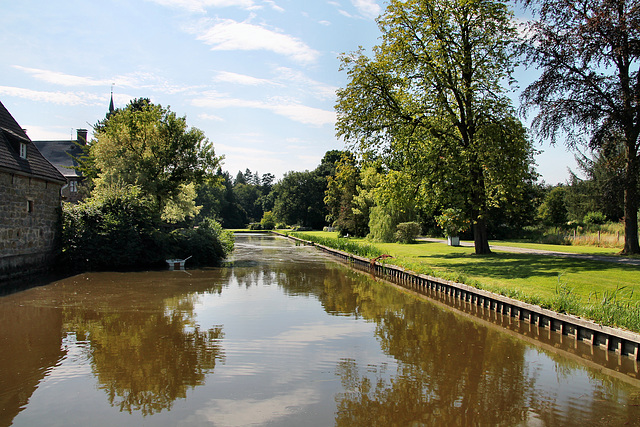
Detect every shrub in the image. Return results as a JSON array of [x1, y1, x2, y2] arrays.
[[260, 211, 275, 230], [583, 211, 607, 226], [167, 218, 234, 266], [395, 222, 421, 243], [61, 185, 162, 270], [248, 222, 262, 230], [61, 184, 234, 270]]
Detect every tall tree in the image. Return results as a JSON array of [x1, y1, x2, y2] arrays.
[[520, 0, 640, 254], [87, 98, 221, 220], [272, 170, 326, 228], [336, 0, 530, 254]]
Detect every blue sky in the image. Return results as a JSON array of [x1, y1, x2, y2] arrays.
[[0, 0, 578, 183]]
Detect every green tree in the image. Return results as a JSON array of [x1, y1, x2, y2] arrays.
[[520, 0, 640, 254], [336, 0, 532, 254], [87, 98, 221, 221], [324, 152, 369, 236], [538, 185, 568, 227], [272, 170, 326, 228]]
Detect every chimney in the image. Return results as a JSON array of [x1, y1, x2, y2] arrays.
[[76, 128, 88, 145]]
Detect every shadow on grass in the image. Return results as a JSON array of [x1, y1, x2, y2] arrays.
[[415, 252, 624, 280]]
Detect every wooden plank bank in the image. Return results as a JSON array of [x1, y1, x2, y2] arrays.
[[279, 233, 640, 367]]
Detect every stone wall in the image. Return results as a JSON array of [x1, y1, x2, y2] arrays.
[[0, 171, 62, 283]]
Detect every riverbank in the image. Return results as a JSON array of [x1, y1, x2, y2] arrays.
[[285, 231, 640, 334]]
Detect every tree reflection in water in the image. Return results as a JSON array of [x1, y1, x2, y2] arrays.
[[59, 273, 226, 416]]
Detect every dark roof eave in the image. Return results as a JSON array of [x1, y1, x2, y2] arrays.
[[0, 165, 67, 185]]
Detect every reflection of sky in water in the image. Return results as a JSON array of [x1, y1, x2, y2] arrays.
[[4, 235, 640, 426]]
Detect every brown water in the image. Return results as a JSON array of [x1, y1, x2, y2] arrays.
[[1, 234, 639, 426]]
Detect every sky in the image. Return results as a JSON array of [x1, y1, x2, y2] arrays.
[[0, 0, 580, 184]]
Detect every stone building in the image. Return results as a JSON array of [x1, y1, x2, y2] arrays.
[[0, 100, 66, 284], [33, 128, 87, 204]]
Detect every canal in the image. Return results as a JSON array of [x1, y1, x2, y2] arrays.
[[1, 234, 639, 426]]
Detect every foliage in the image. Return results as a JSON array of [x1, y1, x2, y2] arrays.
[[61, 184, 233, 271], [272, 170, 326, 229], [520, 0, 640, 254], [272, 152, 345, 230], [571, 146, 627, 222], [537, 186, 568, 227], [395, 222, 421, 244], [435, 208, 470, 237], [335, 0, 533, 254], [85, 98, 221, 222], [260, 211, 275, 230], [289, 232, 383, 259], [324, 152, 369, 237], [583, 211, 607, 226], [366, 169, 419, 242], [368, 206, 397, 242], [61, 184, 162, 270], [165, 218, 234, 266], [161, 182, 202, 224]]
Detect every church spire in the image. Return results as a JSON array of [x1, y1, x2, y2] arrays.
[[108, 83, 115, 114]]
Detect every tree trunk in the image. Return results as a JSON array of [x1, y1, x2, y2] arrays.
[[473, 216, 491, 255], [622, 190, 639, 254], [622, 149, 640, 254], [469, 155, 491, 255]]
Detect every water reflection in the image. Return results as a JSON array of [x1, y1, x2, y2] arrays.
[[0, 305, 65, 427], [0, 234, 638, 426]]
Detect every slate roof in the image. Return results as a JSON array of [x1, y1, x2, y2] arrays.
[[32, 139, 83, 179], [0, 100, 66, 184]]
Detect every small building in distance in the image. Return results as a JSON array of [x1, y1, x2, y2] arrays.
[[0, 100, 66, 284], [33, 128, 87, 204]]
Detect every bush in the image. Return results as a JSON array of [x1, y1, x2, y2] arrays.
[[166, 218, 234, 266], [260, 211, 275, 230], [583, 211, 607, 226], [61, 185, 162, 270], [248, 222, 262, 230], [395, 222, 421, 243], [61, 185, 234, 270]]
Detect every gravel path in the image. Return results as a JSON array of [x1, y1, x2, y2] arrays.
[[419, 238, 640, 266]]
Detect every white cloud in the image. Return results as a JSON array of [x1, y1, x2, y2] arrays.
[[13, 66, 111, 87], [145, 0, 256, 13], [12, 66, 201, 96], [0, 86, 104, 106], [264, 0, 284, 12], [193, 17, 320, 64], [196, 388, 320, 426], [192, 93, 335, 126], [270, 103, 336, 126], [351, 0, 380, 19], [214, 71, 278, 86], [198, 113, 225, 121], [274, 67, 337, 100]]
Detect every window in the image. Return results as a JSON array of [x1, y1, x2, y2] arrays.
[[69, 180, 77, 193], [27, 200, 34, 213], [19, 142, 27, 159]]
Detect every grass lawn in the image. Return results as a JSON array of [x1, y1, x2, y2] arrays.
[[291, 231, 640, 332], [489, 240, 623, 256]]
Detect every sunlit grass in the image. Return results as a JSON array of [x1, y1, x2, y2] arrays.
[[289, 231, 640, 332]]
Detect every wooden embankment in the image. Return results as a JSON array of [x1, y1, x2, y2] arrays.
[[280, 233, 640, 366]]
